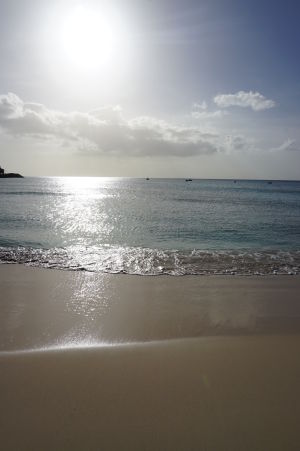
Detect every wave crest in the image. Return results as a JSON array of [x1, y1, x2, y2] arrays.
[[1, 246, 300, 275]]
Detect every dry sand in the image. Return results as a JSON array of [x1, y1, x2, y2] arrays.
[[1, 264, 300, 450]]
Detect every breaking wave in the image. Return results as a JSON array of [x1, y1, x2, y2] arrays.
[[1, 245, 299, 276]]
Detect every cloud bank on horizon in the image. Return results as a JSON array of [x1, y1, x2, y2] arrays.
[[0, 92, 219, 157], [1, 91, 293, 160]]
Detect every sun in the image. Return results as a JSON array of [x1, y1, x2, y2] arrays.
[[62, 6, 116, 69]]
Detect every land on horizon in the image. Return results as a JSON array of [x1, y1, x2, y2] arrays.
[[0, 165, 23, 178]]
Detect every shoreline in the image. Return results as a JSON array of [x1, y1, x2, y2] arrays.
[[3, 261, 300, 277], [1, 246, 300, 276]]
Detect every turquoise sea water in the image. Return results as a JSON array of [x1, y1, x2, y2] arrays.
[[0, 177, 300, 275]]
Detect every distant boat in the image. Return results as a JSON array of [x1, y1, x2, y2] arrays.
[[185, 178, 192, 182], [146, 177, 150, 180], [267, 181, 273, 184]]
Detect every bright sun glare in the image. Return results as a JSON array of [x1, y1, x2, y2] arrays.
[[62, 6, 116, 69]]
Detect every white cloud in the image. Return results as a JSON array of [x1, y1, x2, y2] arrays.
[[223, 134, 254, 153], [214, 90, 276, 111], [193, 101, 207, 110], [0, 92, 24, 119], [270, 138, 299, 152], [191, 100, 228, 119], [191, 110, 228, 119], [0, 93, 221, 157], [2, 92, 284, 159]]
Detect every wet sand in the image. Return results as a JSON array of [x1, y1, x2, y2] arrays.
[[2, 336, 300, 451], [1, 265, 300, 450], [1, 264, 300, 350]]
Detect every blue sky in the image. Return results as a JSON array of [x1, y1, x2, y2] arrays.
[[0, 0, 300, 178]]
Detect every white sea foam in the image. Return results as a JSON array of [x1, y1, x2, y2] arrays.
[[0, 245, 299, 275]]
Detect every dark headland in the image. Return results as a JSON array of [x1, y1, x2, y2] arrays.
[[0, 166, 23, 178]]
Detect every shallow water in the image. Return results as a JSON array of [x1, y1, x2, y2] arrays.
[[1, 177, 300, 275]]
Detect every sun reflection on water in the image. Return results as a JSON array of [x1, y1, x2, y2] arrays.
[[46, 177, 117, 246]]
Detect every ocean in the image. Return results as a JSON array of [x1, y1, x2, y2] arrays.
[[0, 177, 300, 275]]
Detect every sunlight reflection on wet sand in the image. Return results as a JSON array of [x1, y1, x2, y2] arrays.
[[1, 264, 300, 352]]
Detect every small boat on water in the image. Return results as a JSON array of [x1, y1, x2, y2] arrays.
[[185, 178, 192, 182]]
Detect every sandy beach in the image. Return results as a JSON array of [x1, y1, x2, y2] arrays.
[[1, 264, 300, 450], [1, 264, 300, 350]]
